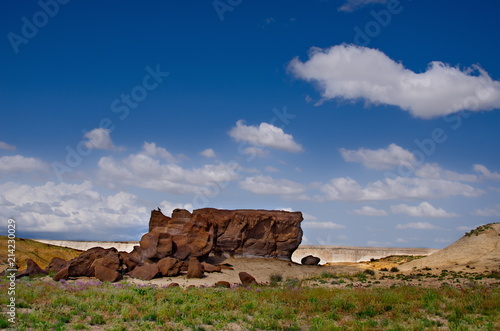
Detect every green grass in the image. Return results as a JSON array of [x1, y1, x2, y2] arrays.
[[1, 278, 499, 330]]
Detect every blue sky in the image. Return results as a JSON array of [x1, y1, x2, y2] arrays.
[[1, 0, 499, 247]]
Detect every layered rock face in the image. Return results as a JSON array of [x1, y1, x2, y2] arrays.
[[148, 208, 303, 261], [52, 208, 303, 282]]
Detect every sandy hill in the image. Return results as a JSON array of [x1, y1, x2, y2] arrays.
[[0, 236, 82, 272], [400, 223, 500, 272]]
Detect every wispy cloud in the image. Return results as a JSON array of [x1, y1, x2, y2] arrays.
[[289, 44, 500, 119], [200, 148, 217, 159], [0, 142, 16, 151], [351, 206, 388, 216], [396, 222, 439, 230], [390, 201, 459, 218], [340, 143, 415, 170]]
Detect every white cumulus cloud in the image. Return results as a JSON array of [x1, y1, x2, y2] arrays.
[[415, 163, 478, 182], [340, 143, 416, 170], [288, 44, 500, 119], [98, 143, 240, 195], [0, 155, 48, 173], [390, 201, 459, 218], [200, 148, 217, 158], [351, 206, 388, 216], [229, 120, 303, 153], [84, 128, 124, 151]]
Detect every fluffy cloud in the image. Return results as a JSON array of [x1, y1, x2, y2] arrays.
[[239, 175, 305, 195], [338, 0, 387, 12], [143, 142, 178, 162], [229, 120, 303, 153], [416, 163, 478, 182], [288, 44, 500, 118], [0, 181, 149, 240], [340, 144, 415, 170], [98, 143, 240, 195], [302, 221, 346, 229], [351, 206, 388, 216], [0, 155, 48, 173], [0, 142, 16, 150], [390, 201, 459, 218], [473, 164, 500, 180], [321, 176, 483, 201], [84, 128, 124, 151], [200, 148, 217, 158], [396, 222, 439, 230], [473, 205, 500, 217]]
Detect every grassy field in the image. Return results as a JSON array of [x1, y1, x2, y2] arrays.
[[1, 276, 499, 330]]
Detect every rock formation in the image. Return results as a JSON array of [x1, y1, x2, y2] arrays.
[[301, 255, 321, 266], [52, 208, 303, 282]]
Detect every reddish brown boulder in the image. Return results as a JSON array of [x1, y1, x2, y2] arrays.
[[45, 257, 67, 273], [201, 262, 221, 273], [127, 263, 159, 280], [167, 282, 180, 288], [95, 265, 122, 282], [53, 267, 69, 281], [67, 247, 119, 277], [146, 208, 303, 261], [157, 257, 182, 277], [92, 252, 121, 271], [119, 251, 138, 272], [187, 257, 204, 279], [214, 281, 231, 288], [16, 259, 47, 279], [239, 272, 257, 286]]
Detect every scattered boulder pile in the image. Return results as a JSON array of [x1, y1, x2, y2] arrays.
[[40, 208, 303, 283]]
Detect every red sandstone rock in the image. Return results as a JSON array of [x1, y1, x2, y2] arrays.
[[95, 265, 122, 282], [239, 272, 257, 286], [67, 247, 119, 277], [45, 257, 68, 273], [186, 257, 204, 279], [214, 281, 231, 288], [147, 208, 303, 261], [16, 259, 47, 279], [127, 263, 159, 280], [53, 267, 69, 281], [201, 262, 221, 273], [157, 257, 182, 277], [301, 255, 321, 266]]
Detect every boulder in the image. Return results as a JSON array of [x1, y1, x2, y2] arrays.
[[119, 251, 138, 272], [45, 257, 68, 273], [94, 265, 122, 282], [301, 255, 321, 266], [239, 272, 257, 286], [186, 257, 204, 279], [67, 247, 119, 277], [92, 252, 121, 271], [201, 262, 221, 273], [157, 257, 182, 277], [127, 263, 159, 281], [53, 267, 69, 281], [16, 259, 47, 279], [167, 282, 180, 288], [146, 208, 303, 261], [214, 281, 231, 288]]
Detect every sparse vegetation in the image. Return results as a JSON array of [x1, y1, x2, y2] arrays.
[[2, 277, 498, 330], [465, 224, 493, 237]]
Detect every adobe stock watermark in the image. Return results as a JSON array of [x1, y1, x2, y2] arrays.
[[191, 106, 297, 208], [52, 64, 169, 182], [7, 0, 70, 54], [384, 83, 496, 180], [6, 219, 17, 325], [353, 0, 407, 47], [213, 0, 243, 22]]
